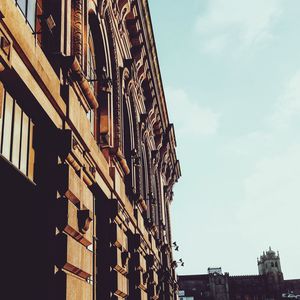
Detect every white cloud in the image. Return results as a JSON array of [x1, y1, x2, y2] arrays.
[[231, 71, 300, 277], [222, 69, 300, 247], [225, 70, 300, 159], [196, 0, 282, 52], [165, 87, 220, 136], [238, 144, 300, 244], [268, 71, 300, 129], [225, 131, 272, 157]]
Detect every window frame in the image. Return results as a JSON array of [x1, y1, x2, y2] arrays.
[[0, 89, 35, 181], [86, 27, 97, 137], [15, 0, 37, 32]]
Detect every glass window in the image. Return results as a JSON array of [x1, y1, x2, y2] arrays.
[[20, 114, 29, 174], [87, 29, 97, 95], [86, 29, 97, 135], [16, 0, 26, 15], [0, 89, 34, 179], [16, 0, 37, 30], [2, 92, 13, 159], [87, 109, 95, 136], [27, 0, 36, 30], [11, 102, 22, 166]]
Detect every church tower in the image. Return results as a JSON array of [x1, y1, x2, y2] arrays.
[[257, 247, 282, 276], [258, 247, 284, 298]]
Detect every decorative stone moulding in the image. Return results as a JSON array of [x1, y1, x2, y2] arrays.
[[111, 222, 128, 251], [121, 250, 131, 268], [135, 269, 146, 290], [58, 163, 81, 205], [118, 0, 131, 12], [59, 130, 83, 171], [151, 224, 159, 238], [109, 147, 130, 175], [149, 269, 159, 285], [55, 198, 92, 247], [99, 0, 109, 19], [78, 209, 93, 233], [73, 0, 83, 64], [143, 270, 150, 285], [136, 195, 147, 213], [111, 199, 131, 225], [112, 270, 129, 298], [62, 55, 98, 109], [55, 233, 92, 280]]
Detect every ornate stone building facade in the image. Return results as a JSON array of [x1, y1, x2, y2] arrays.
[[0, 0, 180, 299], [178, 248, 300, 300]]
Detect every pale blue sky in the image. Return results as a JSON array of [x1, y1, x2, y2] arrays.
[[148, 0, 300, 279]]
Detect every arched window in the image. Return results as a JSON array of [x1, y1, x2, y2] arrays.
[[86, 28, 97, 135], [87, 29, 97, 96], [123, 98, 134, 199], [141, 143, 149, 202]]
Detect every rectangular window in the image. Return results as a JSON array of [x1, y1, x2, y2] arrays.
[[27, 0, 36, 29], [15, 0, 36, 30], [0, 89, 35, 180], [11, 102, 22, 166], [20, 114, 29, 174], [16, 0, 26, 14], [87, 109, 95, 135], [2, 92, 13, 158]]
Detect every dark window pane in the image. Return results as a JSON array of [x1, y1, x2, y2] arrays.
[[27, 0, 36, 30], [11, 102, 22, 167], [2, 92, 13, 159], [16, 0, 27, 16]]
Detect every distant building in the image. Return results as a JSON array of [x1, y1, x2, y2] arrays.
[[178, 248, 300, 300]]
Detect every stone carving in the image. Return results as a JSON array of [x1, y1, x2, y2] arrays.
[[73, 0, 83, 65], [78, 209, 93, 233], [99, 0, 109, 19]]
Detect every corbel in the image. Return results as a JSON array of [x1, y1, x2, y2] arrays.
[[109, 147, 130, 175], [78, 208, 93, 233], [146, 254, 155, 269], [136, 195, 147, 213], [121, 250, 131, 268], [143, 270, 150, 285], [62, 55, 98, 109]]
